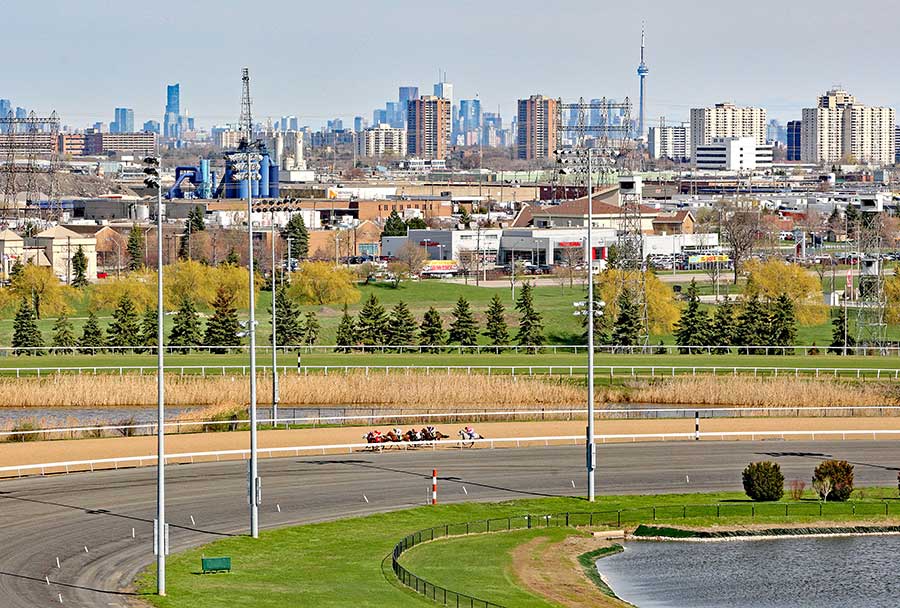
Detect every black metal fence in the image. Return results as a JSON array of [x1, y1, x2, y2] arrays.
[[391, 501, 899, 606]]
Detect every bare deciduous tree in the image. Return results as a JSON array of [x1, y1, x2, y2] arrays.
[[396, 242, 428, 278], [719, 202, 761, 284]]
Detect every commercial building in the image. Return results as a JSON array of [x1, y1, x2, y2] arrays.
[[27, 226, 98, 283], [111, 108, 134, 134], [87, 132, 158, 156], [694, 137, 773, 171], [648, 125, 690, 161], [357, 123, 407, 158], [517, 95, 558, 161], [690, 102, 767, 157], [787, 120, 802, 161], [801, 89, 895, 165], [164, 83, 180, 140], [407, 96, 451, 160]]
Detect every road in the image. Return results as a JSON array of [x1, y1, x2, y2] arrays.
[[0, 441, 898, 607]]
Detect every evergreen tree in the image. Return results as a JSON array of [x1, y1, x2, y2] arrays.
[[514, 282, 544, 352], [282, 213, 310, 259], [355, 293, 389, 347], [271, 286, 305, 346], [126, 224, 144, 270], [611, 289, 642, 349], [708, 297, 737, 354], [385, 301, 418, 350], [140, 307, 158, 350], [204, 287, 241, 353], [828, 307, 855, 355], [406, 217, 427, 230], [188, 205, 206, 233], [71, 245, 89, 288], [335, 305, 356, 352], [580, 284, 611, 346], [51, 314, 76, 353], [419, 307, 446, 348], [224, 247, 240, 266], [483, 293, 510, 351], [106, 294, 141, 349], [458, 207, 472, 229], [12, 298, 44, 356], [169, 297, 204, 354], [734, 296, 767, 355], [381, 210, 408, 237], [78, 311, 105, 354], [302, 311, 320, 347], [448, 296, 478, 349], [768, 293, 797, 354], [8, 258, 23, 282], [673, 279, 709, 354]]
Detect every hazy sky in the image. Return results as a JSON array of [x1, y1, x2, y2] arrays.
[[3, 0, 898, 130]]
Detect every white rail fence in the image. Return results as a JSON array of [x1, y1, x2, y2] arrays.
[[3, 429, 900, 478]]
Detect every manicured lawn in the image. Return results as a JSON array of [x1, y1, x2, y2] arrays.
[[137, 489, 900, 608]]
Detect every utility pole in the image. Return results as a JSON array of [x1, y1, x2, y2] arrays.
[[586, 149, 596, 502]]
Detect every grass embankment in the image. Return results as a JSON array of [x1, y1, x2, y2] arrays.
[[137, 489, 900, 608]]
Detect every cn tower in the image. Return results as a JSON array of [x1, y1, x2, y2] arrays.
[[636, 24, 649, 140]]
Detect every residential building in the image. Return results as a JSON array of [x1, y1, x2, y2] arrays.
[[896, 125, 900, 164], [407, 96, 451, 160], [111, 108, 134, 134], [28, 226, 98, 283], [694, 136, 773, 171], [58, 133, 88, 156], [801, 89, 895, 165], [357, 124, 407, 158], [690, 102, 767, 157], [648, 125, 690, 161], [517, 95, 558, 160], [787, 120, 802, 161]]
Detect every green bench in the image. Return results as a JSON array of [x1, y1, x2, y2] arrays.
[[201, 556, 232, 574]]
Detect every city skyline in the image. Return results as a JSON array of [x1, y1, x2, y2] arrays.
[[2, 0, 899, 131]]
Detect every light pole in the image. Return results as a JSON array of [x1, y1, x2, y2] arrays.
[[143, 156, 166, 594], [247, 147, 260, 539], [271, 210, 279, 427]]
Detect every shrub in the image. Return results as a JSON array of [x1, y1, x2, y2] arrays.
[[8, 420, 41, 442], [742, 461, 785, 501], [114, 417, 138, 437], [812, 459, 854, 502], [789, 479, 806, 501]]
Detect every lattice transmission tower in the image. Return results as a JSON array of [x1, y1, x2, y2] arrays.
[[0, 110, 60, 221], [854, 193, 888, 352]]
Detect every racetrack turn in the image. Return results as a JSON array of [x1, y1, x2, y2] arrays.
[[0, 440, 898, 607]]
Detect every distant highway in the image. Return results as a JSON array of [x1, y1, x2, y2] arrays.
[[0, 441, 897, 607]]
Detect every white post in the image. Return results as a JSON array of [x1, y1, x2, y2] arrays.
[[586, 150, 596, 503], [247, 122, 260, 540], [154, 159, 166, 595]]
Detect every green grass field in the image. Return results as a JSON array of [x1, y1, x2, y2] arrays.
[[137, 488, 900, 608]]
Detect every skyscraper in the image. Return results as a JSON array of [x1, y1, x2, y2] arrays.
[[433, 79, 453, 106], [459, 99, 482, 141], [407, 96, 451, 159], [787, 120, 802, 161], [399, 86, 419, 127], [112, 108, 134, 134], [517, 95, 558, 160], [0, 100, 10, 133], [636, 25, 649, 140], [143, 120, 160, 134], [164, 83, 180, 140], [801, 89, 895, 165]]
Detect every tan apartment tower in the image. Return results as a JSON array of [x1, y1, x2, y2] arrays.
[[407, 96, 451, 160], [517, 95, 558, 160]]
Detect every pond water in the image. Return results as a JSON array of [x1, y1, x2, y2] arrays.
[[1, 406, 204, 428], [598, 535, 900, 607]]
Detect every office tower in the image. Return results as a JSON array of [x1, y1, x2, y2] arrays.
[[353, 116, 367, 132], [801, 89, 895, 165], [648, 125, 690, 160], [143, 120, 160, 134], [458, 99, 482, 141], [516, 95, 558, 160], [433, 80, 453, 106], [787, 120, 802, 161], [386, 102, 402, 128], [0, 99, 9, 133], [164, 83, 180, 140], [407, 95, 451, 159], [767, 119, 787, 144], [112, 108, 134, 134], [636, 25, 649, 140], [93, 122, 107, 133], [15, 107, 27, 119], [399, 86, 419, 127], [690, 102, 767, 157], [373, 109, 388, 126]]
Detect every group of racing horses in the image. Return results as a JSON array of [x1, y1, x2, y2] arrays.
[[363, 426, 484, 449]]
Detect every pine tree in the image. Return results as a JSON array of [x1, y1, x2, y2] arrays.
[[204, 287, 241, 353], [224, 247, 240, 266], [335, 305, 356, 352], [355, 293, 389, 347], [106, 294, 141, 349], [673, 279, 709, 354], [271, 286, 304, 346], [140, 307, 158, 351], [611, 290, 642, 349], [302, 311, 320, 347], [51, 314, 76, 354], [169, 297, 204, 354], [448, 296, 478, 349], [385, 301, 418, 350], [514, 282, 544, 352], [735, 296, 767, 355], [78, 311, 105, 354], [828, 307, 855, 355], [12, 298, 44, 356], [419, 307, 446, 348], [768, 293, 797, 354], [282, 213, 310, 259], [188, 205, 206, 233], [381, 210, 408, 237], [483, 293, 510, 351], [127, 224, 144, 270], [8, 258, 23, 282], [406, 217, 427, 230], [708, 297, 737, 354], [71, 245, 89, 288]]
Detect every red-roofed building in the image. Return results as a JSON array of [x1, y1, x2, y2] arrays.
[[512, 185, 658, 233], [652, 210, 695, 235]]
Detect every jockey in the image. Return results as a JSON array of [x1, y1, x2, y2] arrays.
[[392, 427, 403, 437], [373, 429, 382, 441], [425, 425, 436, 438], [465, 425, 475, 440]]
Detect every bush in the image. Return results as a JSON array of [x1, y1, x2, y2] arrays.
[[8, 420, 41, 442], [789, 479, 806, 501], [742, 461, 785, 501], [812, 459, 854, 502]]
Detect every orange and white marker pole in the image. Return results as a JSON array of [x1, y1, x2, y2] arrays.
[[432, 469, 438, 505]]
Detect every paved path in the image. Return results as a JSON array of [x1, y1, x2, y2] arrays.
[[1, 441, 898, 607]]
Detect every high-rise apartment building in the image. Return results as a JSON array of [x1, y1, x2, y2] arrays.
[[787, 120, 802, 161], [895, 125, 900, 164], [801, 89, 895, 165], [690, 102, 767, 157], [164, 83, 180, 140], [648, 125, 690, 161], [516, 95, 558, 160], [111, 108, 134, 134], [407, 96, 451, 159], [357, 123, 407, 157]]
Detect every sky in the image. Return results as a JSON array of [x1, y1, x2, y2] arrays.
[[2, 0, 898, 131]]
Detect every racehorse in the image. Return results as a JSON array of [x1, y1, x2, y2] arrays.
[[420, 427, 449, 441], [384, 430, 403, 442], [458, 429, 484, 448]]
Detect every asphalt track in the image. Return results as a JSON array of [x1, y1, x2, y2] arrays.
[[1, 440, 898, 607]]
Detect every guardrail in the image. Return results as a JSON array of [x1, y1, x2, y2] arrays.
[[3, 429, 900, 478]]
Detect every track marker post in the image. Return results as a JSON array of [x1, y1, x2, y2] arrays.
[[55, 557, 60, 569], [695, 412, 700, 441], [363, 494, 369, 503], [432, 469, 438, 505]]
